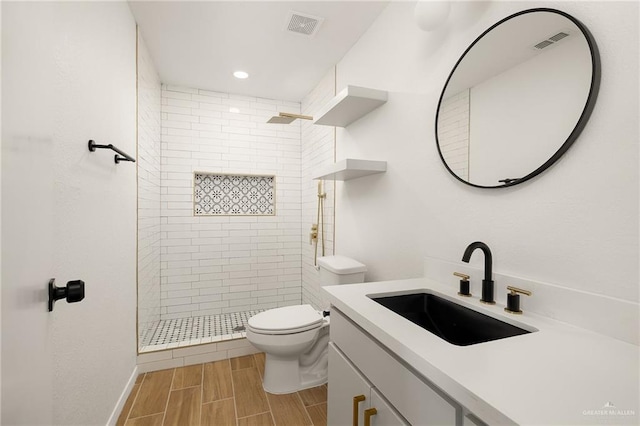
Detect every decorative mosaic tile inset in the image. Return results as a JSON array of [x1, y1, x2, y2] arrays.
[[142, 310, 264, 348], [194, 173, 275, 216]]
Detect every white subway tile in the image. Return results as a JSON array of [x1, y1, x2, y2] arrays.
[[192, 253, 224, 261], [192, 223, 224, 231], [226, 277, 253, 286], [163, 282, 194, 292], [166, 304, 199, 314], [162, 90, 192, 100], [228, 270, 258, 279], [199, 244, 230, 253], [163, 120, 192, 130], [192, 266, 223, 274], [183, 350, 229, 366], [168, 113, 199, 123], [172, 342, 218, 358], [164, 85, 199, 94], [167, 289, 199, 299], [155, 84, 303, 319], [161, 296, 193, 306], [193, 281, 225, 291], [166, 274, 199, 284], [192, 108, 222, 118], [137, 350, 173, 364], [192, 94, 223, 104], [217, 338, 251, 351], [199, 272, 230, 281], [227, 346, 260, 358], [137, 358, 184, 373], [192, 294, 222, 303], [221, 251, 251, 259], [199, 301, 229, 310]]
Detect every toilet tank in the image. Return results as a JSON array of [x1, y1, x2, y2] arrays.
[[317, 255, 367, 286]]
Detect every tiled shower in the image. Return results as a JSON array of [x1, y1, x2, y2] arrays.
[[137, 32, 336, 353]]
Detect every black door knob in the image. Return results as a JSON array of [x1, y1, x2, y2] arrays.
[[48, 278, 85, 312]]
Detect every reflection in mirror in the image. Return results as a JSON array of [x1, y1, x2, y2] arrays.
[[436, 9, 600, 188]]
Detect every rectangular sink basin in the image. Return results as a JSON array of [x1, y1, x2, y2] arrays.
[[370, 292, 531, 346]]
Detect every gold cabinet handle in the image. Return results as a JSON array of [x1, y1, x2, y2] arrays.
[[364, 407, 377, 426], [353, 395, 366, 426]]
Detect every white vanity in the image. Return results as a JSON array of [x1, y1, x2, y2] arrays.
[[323, 275, 639, 425], [328, 307, 471, 426]]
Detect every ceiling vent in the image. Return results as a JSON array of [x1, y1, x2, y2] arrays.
[[533, 31, 571, 50], [285, 11, 324, 37], [534, 40, 554, 50], [548, 32, 569, 42]]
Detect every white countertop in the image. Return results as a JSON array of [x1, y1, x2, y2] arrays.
[[323, 277, 639, 425]]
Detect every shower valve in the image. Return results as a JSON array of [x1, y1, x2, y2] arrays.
[[310, 224, 318, 244]]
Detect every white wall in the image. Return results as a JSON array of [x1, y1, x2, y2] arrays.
[[158, 85, 302, 319], [331, 1, 638, 304], [301, 70, 336, 310], [137, 32, 162, 347], [2, 2, 137, 424]]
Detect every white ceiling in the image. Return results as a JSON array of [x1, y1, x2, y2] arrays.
[[128, 1, 389, 102]]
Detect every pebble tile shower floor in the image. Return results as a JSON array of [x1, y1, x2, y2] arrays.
[[141, 310, 264, 353]]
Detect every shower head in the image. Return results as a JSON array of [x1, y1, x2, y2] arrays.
[[267, 115, 296, 124], [267, 112, 313, 124]]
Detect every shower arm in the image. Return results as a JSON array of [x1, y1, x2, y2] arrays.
[[280, 112, 313, 120]]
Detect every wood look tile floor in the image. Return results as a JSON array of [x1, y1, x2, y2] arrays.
[[117, 353, 327, 426]]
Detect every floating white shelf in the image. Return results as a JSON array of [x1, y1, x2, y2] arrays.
[[314, 85, 388, 127], [313, 159, 387, 181]]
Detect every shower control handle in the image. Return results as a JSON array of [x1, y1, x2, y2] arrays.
[[310, 224, 318, 244]]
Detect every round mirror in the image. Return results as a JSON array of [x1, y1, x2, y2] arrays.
[[435, 8, 600, 188]]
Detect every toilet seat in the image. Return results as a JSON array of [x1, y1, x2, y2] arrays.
[[248, 304, 323, 335]]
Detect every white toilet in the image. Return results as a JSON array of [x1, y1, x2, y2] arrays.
[[246, 255, 366, 394]]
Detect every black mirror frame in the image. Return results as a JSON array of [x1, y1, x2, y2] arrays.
[[435, 8, 601, 189]]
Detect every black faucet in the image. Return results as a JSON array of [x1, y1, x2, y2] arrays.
[[462, 242, 495, 304]]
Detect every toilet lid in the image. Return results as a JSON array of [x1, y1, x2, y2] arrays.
[[248, 305, 323, 334]]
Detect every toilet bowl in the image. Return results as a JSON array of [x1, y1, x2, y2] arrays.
[[246, 255, 366, 394], [247, 304, 329, 394]]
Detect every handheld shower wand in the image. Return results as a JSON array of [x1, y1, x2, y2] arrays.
[[313, 180, 326, 266]]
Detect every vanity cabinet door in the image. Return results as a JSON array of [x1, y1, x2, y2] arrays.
[[331, 308, 459, 425], [463, 413, 487, 426], [369, 388, 410, 426], [328, 342, 372, 426], [328, 343, 410, 426]]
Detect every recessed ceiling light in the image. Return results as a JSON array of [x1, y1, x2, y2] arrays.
[[229, 107, 240, 114], [233, 71, 249, 79]]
